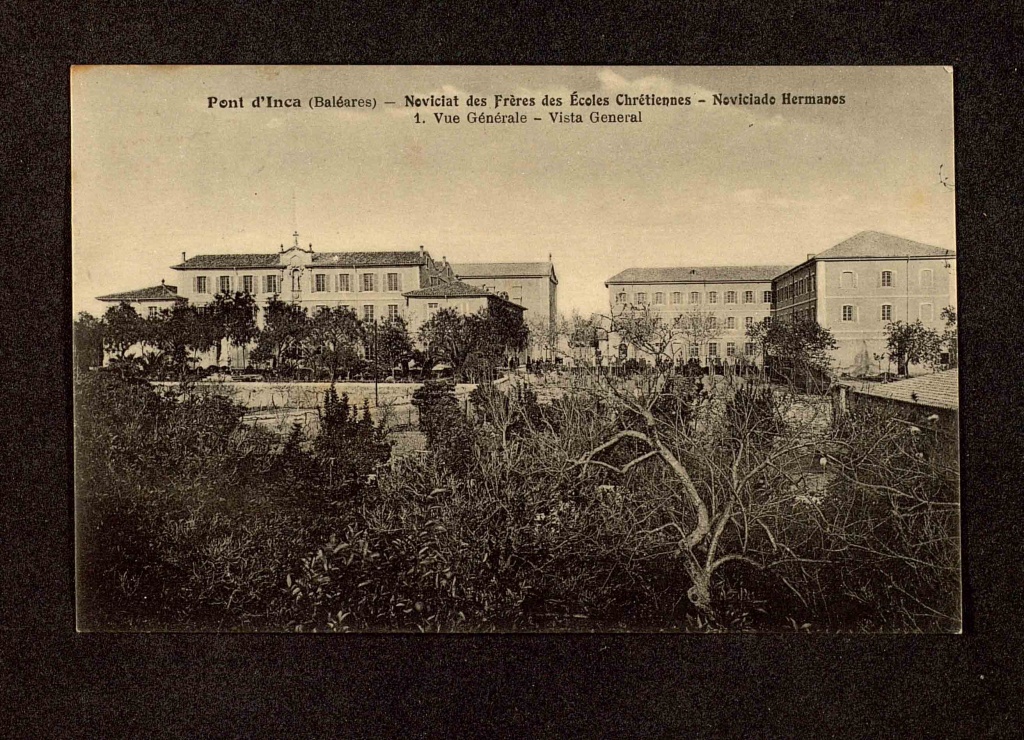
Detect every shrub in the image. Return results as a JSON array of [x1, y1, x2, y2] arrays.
[[412, 380, 474, 476]]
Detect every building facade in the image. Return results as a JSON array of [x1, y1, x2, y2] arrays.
[[772, 231, 956, 376], [96, 237, 529, 368], [452, 261, 558, 358], [604, 265, 789, 363]]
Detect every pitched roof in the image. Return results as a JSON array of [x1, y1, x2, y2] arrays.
[[171, 250, 428, 270], [849, 369, 959, 411], [606, 265, 791, 285], [812, 231, 955, 260], [453, 262, 554, 279], [403, 280, 526, 310], [96, 284, 179, 302]]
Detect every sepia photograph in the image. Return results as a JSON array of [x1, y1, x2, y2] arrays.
[[72, 65, 959, 633]]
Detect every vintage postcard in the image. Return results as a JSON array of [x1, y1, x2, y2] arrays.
[[72, 66, 959, 632]]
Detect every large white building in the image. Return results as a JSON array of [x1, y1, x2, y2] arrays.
[[605, 265, 788, 363], [97, 237, 527, 368]]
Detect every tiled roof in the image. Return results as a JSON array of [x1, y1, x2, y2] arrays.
[[812, 231, 955, 260], [96, 284, 179, 302], [172, 254, 283, 269], [171, 250, 428, 270], [453, 262, 553, 278], [849, 369, 959, 410], [606, 265, 791, 285], [403, 280, 526, 310]]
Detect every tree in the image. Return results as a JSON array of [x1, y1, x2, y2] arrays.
[[102, 302, 145, 363], [527, 314, 565, 361], [366, 316, 414, 378], [419, 303, 528, 382], [73, 312, 106, 371], [939, 306, 957, 368], [747, 317, 837, 385], [675, 308, 721, 364], [252, 297, 310, 374], [210, 291, 260, 366], [883, 320, 941, 376], [608, 303, 684, 365], [304, 306, 362, 381], [315, 385, 391, 492]]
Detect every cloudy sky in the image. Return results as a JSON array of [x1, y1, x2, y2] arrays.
[[72, 66, 955, 317]]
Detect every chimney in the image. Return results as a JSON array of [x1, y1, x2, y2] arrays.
[[308, 243, 313, 252], [161, 279, 165, 285], [807, 253, 815, 260], [181, 251, 186, 263]]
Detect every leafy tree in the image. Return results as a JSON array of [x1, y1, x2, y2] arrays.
[[304, 306, 362, 381], [102, 302, 145, 363], [883, 320, 941, 375], [210, 291, 260, 366], [141, 300, 221, 376], [747, 316, 837, 381], [418, 308, 477, 379], [363, 316, 414, 379], [73, 312, 106, 371], [252, 297, 310, 374]]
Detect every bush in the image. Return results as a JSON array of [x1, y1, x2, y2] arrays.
[[412, 380, 474, 476]]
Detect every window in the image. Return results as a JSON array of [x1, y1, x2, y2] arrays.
[[689, 291, 700, 304], [920, 268, 933, 288], [689, 344, 699, 358], [881, 304, 893, 322], [708, 316, 717, 330], [920, 303, 934, 321], [636, 292, 647, 304], [672, 292, 682, 304], [726, 342, 736, 357], [725, 291, 736, 304], [148, 306, 159, 318], [708, 342, 719, 357], [265, 274, 279, 293], [314, 274, 327, 293], [388, 304, 399, 320], [744, 290, 754, 304], [708, 291, 718, 304], [809, 274, 816, 291], [315, 305, 327, 315], [763, 290, 772, 303], [842, 305, 856, 322], [290, 269, 302, 292], [387, 273, 401, 292], [362, 273, 375, 292], [881, 270, 893, 287], [744, 316, 753, 328], [616, 292, 627, 304], [764, 316, 772, 326], [337, 274, 351, 292], [840, 271, 856, 289], [745, 342, 756, 356], [219, 276, 231, 294], [195, 276, 208, 294], [363, 304, 374, 321], [427, 302, 439, 313], [242, 275, 254, 294], [726, 317, 736, 330], [654, 292, 664, 305], [511, 284, 523, 302]]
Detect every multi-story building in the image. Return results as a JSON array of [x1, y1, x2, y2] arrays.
[[97, 236, 526, 368], [772, 231, 956, 376], [452, 260, 558, 358], [604, 265, 789, 363], [171, 237, 456, 325], [403, 280, 527, 337]]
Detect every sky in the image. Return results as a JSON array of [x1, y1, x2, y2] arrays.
[[72, 66, 955, 318]]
